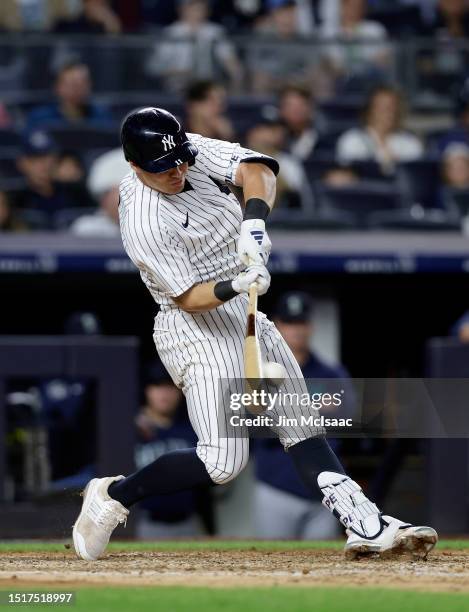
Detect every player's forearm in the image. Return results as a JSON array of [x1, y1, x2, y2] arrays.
[[172, 264, 271, 312], [236, 164, 275, 266], [172, 281, 226, 313]]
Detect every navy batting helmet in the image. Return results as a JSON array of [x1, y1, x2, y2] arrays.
[[121, 107, 198, 173]]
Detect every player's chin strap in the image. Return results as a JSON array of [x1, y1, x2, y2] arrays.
[[318, 471, 384, 539]]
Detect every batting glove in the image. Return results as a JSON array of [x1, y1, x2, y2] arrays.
[[232, 264, 271, 296], [238, 219, 272, 266]]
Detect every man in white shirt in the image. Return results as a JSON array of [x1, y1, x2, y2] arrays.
[[70, 149, 130, 237]]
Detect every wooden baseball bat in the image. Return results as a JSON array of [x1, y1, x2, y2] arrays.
[[244, 283, 266, 415]]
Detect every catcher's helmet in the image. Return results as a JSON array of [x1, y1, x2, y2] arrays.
[[121, 107, 198, 173]]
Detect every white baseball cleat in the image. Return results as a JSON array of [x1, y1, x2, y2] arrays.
[[344, 515, 438, 560], [72, 476, 129, 561], [317, 471, 438, 561]]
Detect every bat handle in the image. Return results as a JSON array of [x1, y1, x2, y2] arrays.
[[248, 282, 258, 317], [246, 255, 261, 307]]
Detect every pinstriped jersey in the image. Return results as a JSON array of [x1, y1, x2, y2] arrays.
[[118, 133, 278, 309]]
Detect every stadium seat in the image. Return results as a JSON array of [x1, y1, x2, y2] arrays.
[[0, 155, 21, 180], [0, 177, 27, 192], [4, 91, 54, 119], [46, 125, 120, 152], [311, 129, 344, 156], [442, 188, 469, 218], [268, 207, 356, 230], [368, 208, 461, 232], [348, 161, 394, 182], [425, 129, 450, 155], [0, 129, 20, 149], [368, 4, 422, 37], [303, 158, 393, 188], [303, 156, 340, 182], [53, 207, 98, 230], [16, 208, 50, 230], [396, 159, 441, 209], [317, 98, 363, 133], [315, 182, 402, 228], [103, 94, 184, 123]]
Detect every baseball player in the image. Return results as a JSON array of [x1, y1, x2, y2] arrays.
[[72, 107, 437, 560]]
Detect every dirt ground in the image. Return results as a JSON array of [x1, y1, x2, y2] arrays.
[[1, 548, 469, 592]]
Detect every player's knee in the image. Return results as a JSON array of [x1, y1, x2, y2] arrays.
[[198, 443, 249, 485], [211, 457, 249, 485]]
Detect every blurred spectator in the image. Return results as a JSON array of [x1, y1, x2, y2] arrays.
[[322, 166, 359, 187], [70, 148, 129, 237], [26, 60, 113, 130], [54, 151, 86, 185], [438, 78, 469, 153], [113, 0, 142, 32], [441, 143, 469, 189], [320, 0, 390, 91], [211, 0, 264, 32], [272, 292, 354, 382], [13, 130, 89, 224], [53, 0, 121, 34], [135, 361, 204, 539], [54, 150, 94, 215], [418, 0, 469, 97], [254, 291, 355, 540], [426, 0, 469, 39], [184, 80, 235, 141], [336, 86, 423, 173], [0, 0, 74, 31], [259, 0, 303, 35], [451, 311, 469, 342], [249, 0, 317, 93], [145, 0, 243, 93], [0, 102, 12, 128], [245, 117, 311, 208], [278, 85, 319, 160], [0, 190, 26, 232]]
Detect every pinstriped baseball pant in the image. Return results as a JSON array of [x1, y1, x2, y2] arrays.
[[154, 295, 322, 485]]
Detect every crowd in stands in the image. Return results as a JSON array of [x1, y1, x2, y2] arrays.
[[1, 0, 469, 232]]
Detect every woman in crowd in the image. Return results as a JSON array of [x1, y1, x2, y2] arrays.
[[336, 85, 423, 173]]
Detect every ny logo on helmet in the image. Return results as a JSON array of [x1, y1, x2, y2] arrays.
[[162, 134, 176, 151]]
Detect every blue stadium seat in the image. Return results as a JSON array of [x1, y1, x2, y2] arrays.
[[0, 129, 20, 149], [303, 156, 340, 182], [368, 4, 422, 37], [317, 98, 363, 133], [425, 129, 450, 155], [46, 125, 120, 152], [53, 207, 98, 230], [268, 207, 356, 230], [4, 91, 54, 119], [367, 208, 461, 232], [0, 155, 21, 180], [348, 161, 394, 182], [311, 129, 344, 156], [315, 182, 402, 228], [396, 159, 441, 209], [442, 188, 469, 218], [103, 94, 184, 123], [303, 158, 393, 186], [0, 177, 27, 192], [16, 208, 50, 230]]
